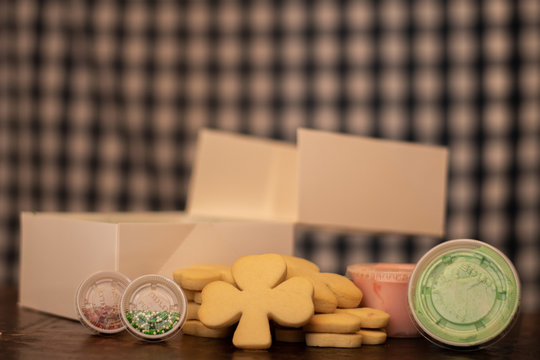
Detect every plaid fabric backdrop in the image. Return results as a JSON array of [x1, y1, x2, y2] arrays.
[[0, 0, 539, 311]]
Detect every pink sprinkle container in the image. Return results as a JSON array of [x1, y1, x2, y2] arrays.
[[347, 263, 419, 338]]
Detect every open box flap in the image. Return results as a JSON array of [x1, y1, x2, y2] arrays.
[[297, 128, 448, 236], [186, 128, 448, 237], [187, 129, 297, 222]]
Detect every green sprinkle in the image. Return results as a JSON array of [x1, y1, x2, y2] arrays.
[[126, 310, 180, 336]]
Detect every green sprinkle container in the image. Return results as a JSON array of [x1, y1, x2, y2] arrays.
[[408, 239, 520, 350], [120, 274, 187, 341]]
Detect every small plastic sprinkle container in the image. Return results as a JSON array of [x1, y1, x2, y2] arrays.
[[76, 271, 131, 334], [347, 263, 418, 337], [408, 239, 520, 350], [120, 274, 187, 341]]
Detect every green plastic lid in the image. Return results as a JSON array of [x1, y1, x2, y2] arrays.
[[408, 239, 520, 349]]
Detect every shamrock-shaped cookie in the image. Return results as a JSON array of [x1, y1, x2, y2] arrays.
[[198, 254, 314, 349]]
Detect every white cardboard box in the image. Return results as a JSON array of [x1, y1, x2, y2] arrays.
[[19, 212, 293, 319], [189, 128, 448, 236], [19, 128, 448, 320]]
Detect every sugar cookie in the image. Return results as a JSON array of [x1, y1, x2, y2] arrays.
[[336, 307, 390, 329], [173, 264, 234, 291], [357, 329, 387, 345], [281, 255, 362, 313], [173, 268, 222, 291], [190, 264, 235, 285], [199, 254, 314, 349], [186, 302, 200, 320], [182, 320, 233, 338], [193, 291, 203, 304], [318, 272, 362, 308], [281, 255, 337, 313], [304, 313, 363, 334], [305, 333, 363, 348], [183, 289, 195, 301], [274, 327, 305, 343]]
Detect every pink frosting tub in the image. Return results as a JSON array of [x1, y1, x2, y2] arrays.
[[347, 263, 419, 337]]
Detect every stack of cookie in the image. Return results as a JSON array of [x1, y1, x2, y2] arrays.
[[303, 308, 388, 348], [304, 312, 364, 347], [277, 255, 388, 348], [281, 255, 363, 313], [172, 254, 391, 349], [274, 307, 388, 348], [335, 308, 389, 345], [172, 265, 235, 338]]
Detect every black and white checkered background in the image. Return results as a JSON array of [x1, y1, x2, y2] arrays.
[[0, 0, 539, 310]]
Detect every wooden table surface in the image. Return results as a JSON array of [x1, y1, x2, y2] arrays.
[[0, 286, 538, 359]]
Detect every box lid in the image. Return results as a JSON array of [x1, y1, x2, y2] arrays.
[[297, 129, 448, 236], [187, 128, 448, 236]]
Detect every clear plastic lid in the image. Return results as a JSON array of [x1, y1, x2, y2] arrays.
[[408, 239, 521, 350], [76, 271, 131, 334], [120, 274, 187, 341]]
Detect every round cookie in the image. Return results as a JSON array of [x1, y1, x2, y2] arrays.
[[193, 291, 203, 304], [183, 289, 196, 301], [304, 313, 363, 333], [357, 329, 387, 345], [190, 264, 235, 285], [281, 256, 337, 313], [319, 272, 363, 308], [173, 268, 222, 291], [306, 333, 363, 348], [281, 255, 363, 313], [186, 302, 200, 320], [182, 320, 233, 338], [335, 307, 390, 329]]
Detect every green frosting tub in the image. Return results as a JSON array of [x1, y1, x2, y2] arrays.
[[408, 239, 520, 350]]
